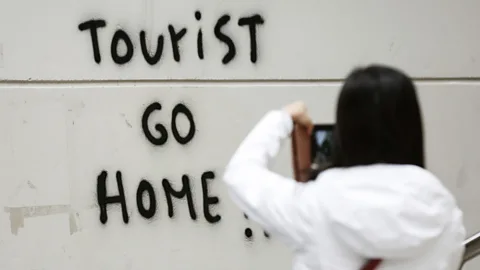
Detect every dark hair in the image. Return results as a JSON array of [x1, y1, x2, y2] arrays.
[[309, 65, 424, 179]]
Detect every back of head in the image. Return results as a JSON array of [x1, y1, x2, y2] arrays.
[[332, 64, 424, 168], [314, 66, 465, 264]]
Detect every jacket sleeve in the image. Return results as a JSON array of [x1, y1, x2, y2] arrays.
[[223, 110, 313, 249]]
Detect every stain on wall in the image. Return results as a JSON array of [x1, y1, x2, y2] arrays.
[[4, 205, 79, 235]]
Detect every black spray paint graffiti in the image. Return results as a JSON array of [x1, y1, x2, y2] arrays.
[[141, 102, 195, 146], [95, 101, 269, 241], [244, 213, 270, 241], [96, 170, 221, 224], [78, 11, 265, 66]]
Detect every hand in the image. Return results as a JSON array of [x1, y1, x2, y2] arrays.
[[283, 101, 313, 134]]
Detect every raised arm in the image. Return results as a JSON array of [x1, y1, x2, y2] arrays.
[[223, 105, 314, 249]]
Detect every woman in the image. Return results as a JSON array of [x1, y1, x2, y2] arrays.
[[223, 65, 466, 270]]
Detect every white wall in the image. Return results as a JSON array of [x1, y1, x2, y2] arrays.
[[0, 1, 480, 270], [1, 0, 480, 80]]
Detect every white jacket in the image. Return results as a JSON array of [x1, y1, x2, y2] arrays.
[[223, 110, 466, 270]]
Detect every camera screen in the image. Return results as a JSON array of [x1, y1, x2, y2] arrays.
[[310, 125, 334, 169]]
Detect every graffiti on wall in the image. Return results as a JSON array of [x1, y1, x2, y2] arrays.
[[78, 11, 265, 65], [80, 8, 268, 241], [96, 170, 220, 224], [95, 101, 269, 241]]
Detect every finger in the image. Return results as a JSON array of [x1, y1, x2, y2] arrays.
[[303, 115, 314, 134], [307, 123, 314, 135], [307, 120, 314, 135], [298, 115, 313, 133]]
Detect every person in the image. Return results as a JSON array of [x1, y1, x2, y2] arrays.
[[223, 65, 466, 270]]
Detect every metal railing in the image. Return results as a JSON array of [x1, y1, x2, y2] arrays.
[[460, 231, 480, 269]]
